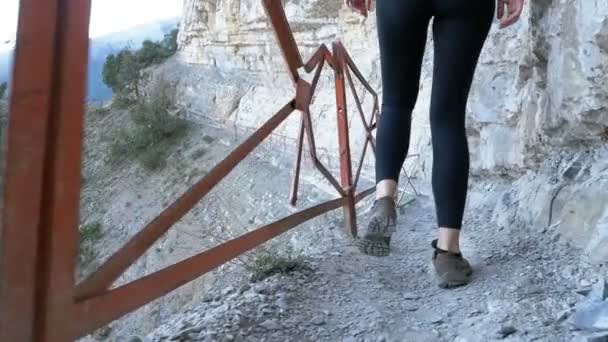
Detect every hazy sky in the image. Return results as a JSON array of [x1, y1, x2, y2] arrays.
[[0, 0, 183, 51]]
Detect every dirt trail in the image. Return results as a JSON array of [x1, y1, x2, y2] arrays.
[[148, 178, 606, 342]]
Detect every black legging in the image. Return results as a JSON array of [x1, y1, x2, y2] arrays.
[[375, 0, 495, 229]]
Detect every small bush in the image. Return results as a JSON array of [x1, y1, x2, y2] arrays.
[[139, 144, 167, 170], [248, 249, 310, 282], [108, 81, 190, 171], [79, 221, 104, 266], [81, 221, 103, 241]]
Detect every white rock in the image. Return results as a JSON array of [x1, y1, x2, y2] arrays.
[[259, 319, 282, 331], [573, 301, 608, 331]]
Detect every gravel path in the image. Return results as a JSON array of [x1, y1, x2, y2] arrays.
[[148, 182, 608, 342]]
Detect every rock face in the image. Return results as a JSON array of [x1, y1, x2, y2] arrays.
[[173, 0, 608, 262], [173, 0, 380, 168], [468, 0, 608, 172]]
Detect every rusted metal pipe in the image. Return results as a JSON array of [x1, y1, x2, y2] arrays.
[[262, 0, 304, 85], [0, 0, 62, 339], [333, 42, 358, 237]]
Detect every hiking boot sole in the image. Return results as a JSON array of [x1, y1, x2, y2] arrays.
[[366, 215, 397, 236], [359, 199, 396, 257], [435, 270, 473, 289], [357, 236, 391, 257]]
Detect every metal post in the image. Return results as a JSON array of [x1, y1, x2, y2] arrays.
[[0, 0, 62, 339], [333, 42, 357, 237], [0, 0, 91, 341], [34, 0, 92, 340]]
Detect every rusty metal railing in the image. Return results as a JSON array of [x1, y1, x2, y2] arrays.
[[0, 0, 378, 340]]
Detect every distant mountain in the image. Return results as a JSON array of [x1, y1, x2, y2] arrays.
[[0, 18, 180, 102]]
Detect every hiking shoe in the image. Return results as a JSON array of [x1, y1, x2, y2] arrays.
[[357, 197, 397, 257], [431, 239, 473, 288]]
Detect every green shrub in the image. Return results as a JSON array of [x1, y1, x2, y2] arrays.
[[103, 28, 179, 102], [79, 221, 104, 266], [81, 221, 103, 241], [137, 41, 169, 67], [103, 49, 142, 98], [108, 81, 190, 171], [248, 249, 310, 282]]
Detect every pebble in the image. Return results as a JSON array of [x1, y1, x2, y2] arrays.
[[338, 323, 352, 330], [170, 326, 202, 340], [240, 284, 251, 294], [254, 283, 271, 294], [260, 319, 282, 331], [222, 286, 236, 296], [311, 315, 326, 326], [276, 296, 289, 310], [526, 286, 544, 295], [468, 310, 483, 317], [497, 325, 517, 339], [403, 292, 420, 300], [556, 309, 571, 322], [430, 318, 444, 325]]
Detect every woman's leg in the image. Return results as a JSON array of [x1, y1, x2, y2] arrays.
[[429, 0, 494, 287], [375, 0, 433, 196], [359, 1, 433, 257]]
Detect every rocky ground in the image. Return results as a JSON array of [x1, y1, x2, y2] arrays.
[[144, 180, 608, 342]]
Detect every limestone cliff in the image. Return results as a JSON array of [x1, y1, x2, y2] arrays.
[[172, 0, 608, 262]]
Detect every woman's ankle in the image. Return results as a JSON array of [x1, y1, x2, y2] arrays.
[[376, 179, 398, 200], [437, 227, 461, 253]]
